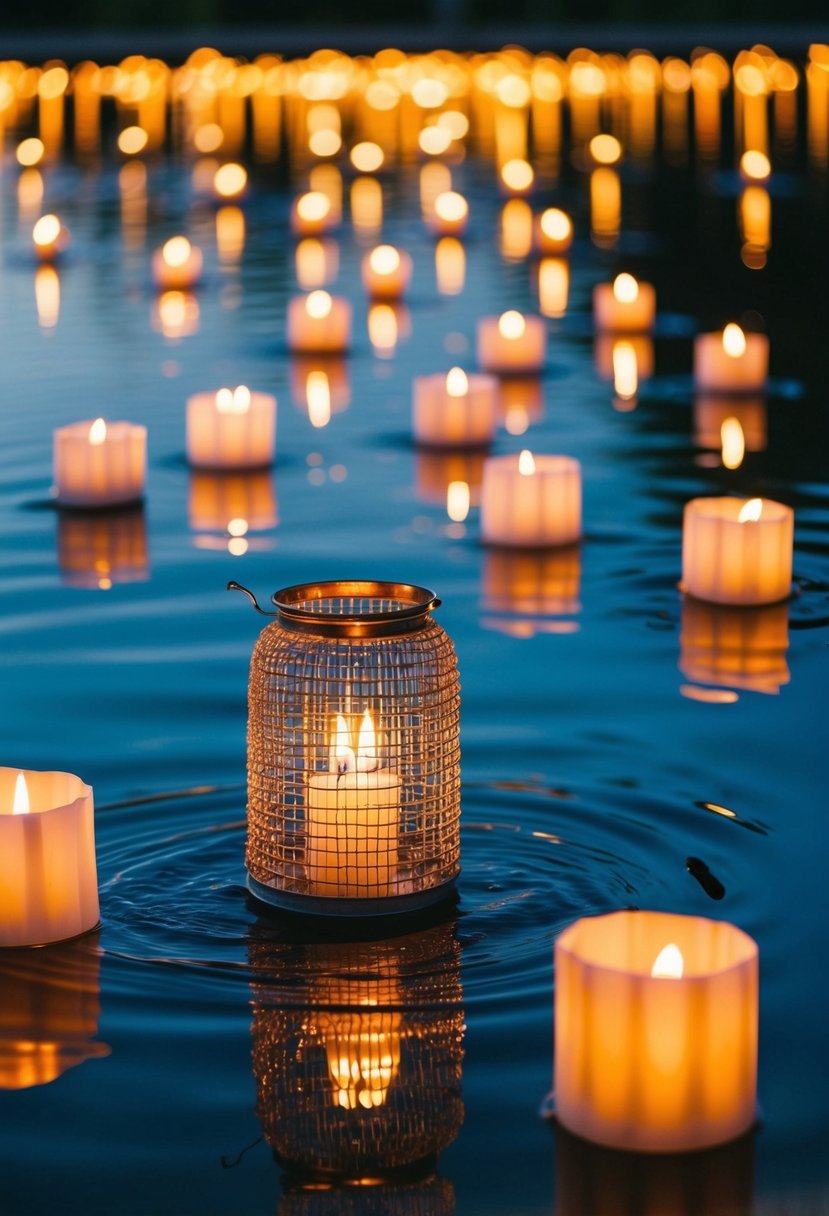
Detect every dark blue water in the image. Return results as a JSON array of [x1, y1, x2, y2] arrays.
[[0, 113, 827, 1215]]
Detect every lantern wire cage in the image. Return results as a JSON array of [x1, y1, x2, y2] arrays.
[[249, 924, 464, 1185], [233, 580, 461, 916]]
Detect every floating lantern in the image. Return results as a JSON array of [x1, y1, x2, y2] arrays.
[[480, 451, 582, 548], [537, 257, 570, 318], [553, 910, 759, 1153], [57, 506, 149, 590], [477, 310, 547, 374], [53, 417, 146, 508], [32, 213, 69, 262], [287, 290, 351, 354], [186, 385, 277, 470], [151, 236, 203, 291], [212, 161, 248, 200], [535, 207, 574, 256], [679, 597, 790, 695], [412, 367, 498, 449], [428, 190, 469, 237], [682, 496, 794, 605], [291, 191, 336, 237], [232, 580, 461, 914], [593, 273, 656, 333], [0, 768, 99, 948], [694, 324, 769, 392]]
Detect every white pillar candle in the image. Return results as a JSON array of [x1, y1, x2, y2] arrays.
[[412, 367, 498, 448], [682, 496, 794, 605], [54, 417, 146, 508], [554, 910, 758, 1153], [477, 311, 547, 374], [290, 190, 336, 237], [306, 712, 402, 899], [427, 190, 469, 237], [593, 273, 656, 333], [694, 324, 769, 392], [286, 290, 351, 354], [534, 207, 574, 255], [32, 213, 69, 262], [0, 767, 99, 948], [186, 385, 277, 470], [360, 244, 413, 299], [151, 236, 203, 291], [480, 450, 582, 548]]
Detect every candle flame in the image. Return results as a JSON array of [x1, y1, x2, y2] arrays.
[[738, 497, 763, 523], [499, 310, 526, 340], [215, 385, 251, 414], [434, 191, 468, 223], [445, 367, 469, 397], [447, 479, 470, 522], [333, 713, 356, 775], [518, 449, 535, 475], [296, 191, 331, 223], [306, 290, 333, 319], [540, 208, 572, 242], [368, 244, 400, 275], [589, 133, 622, 165], [500, 158, 534, 192], [33, 214, 61, 247], [740, 149, 771, 181], [651, 942, 684, 978], [89, 417, 107, 445], [213, 162, 248, 198], [721, 417, 746, 469], [723, 323, 747, 358], [163, 236, 192, 268], [356, 709, 379, 771], [16, 137, 45, 167], [613, 273, 639, 304], [350, 141, 384, 173], [307, 370, 332, 428], [12, 772, 29, 816]]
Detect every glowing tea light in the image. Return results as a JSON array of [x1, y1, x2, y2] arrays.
[[117, 125, 148, 156], [287, 290, 351, 354], [361, 244, 412, 299], [0, 767, 99, 948], [419, 125, 453, 156], [480, 450, 582, 548], [290, 191, 335, 237], [428, 190, 469, 237], [477, 310, 547, 374], [694, 323, 769, 392], [306, 711, 402, 898], [589, 133, 623, 165], [16, 137, 45, 167], [554, 910, 758, 1153], [54, 417, 147, 508], [213, 162, 248, 200], [500, 158, 535, 194], [412, 367, 498, 449], [349, 141, 384, 173], [740, 149, 771, 182], [186, 385, 277, 470], [682, 496, 794, 605], [593, 273, 656, 332], [535, 207, 574, 255], [152, 236, 203, 291], [32, 213, 69, 262]]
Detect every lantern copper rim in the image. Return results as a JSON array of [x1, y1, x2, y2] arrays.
[[270, 580, 442, 638]]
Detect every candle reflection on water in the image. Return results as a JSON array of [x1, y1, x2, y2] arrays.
[[481, 546, 581, 637], [679, 597, 790, 696], [58, 506, 149, 589]]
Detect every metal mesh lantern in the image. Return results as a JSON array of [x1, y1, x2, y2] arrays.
[[231, 580, 461, 915]]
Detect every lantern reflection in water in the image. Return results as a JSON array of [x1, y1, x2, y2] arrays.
[[0, 934, 109, 1090], [280, 1175, 454, 1216], [58, 506, 149, 589], [188, 471, 277, 554], [481, 546, 581, 637], [679, 597, 790, 696], [249, 923, 464, 1184]]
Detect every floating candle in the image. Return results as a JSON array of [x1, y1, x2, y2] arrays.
[[54, 417, 146, 508], [535, 207, 574, 255], [554, 910, 759, 1153], [593, 273, 656, 332], [290, 190, 335, 237], [682, 496, 794, 605], [480, 450, 582, 548], [694, 323, 769, 392], [412, 367, 498, 449], [32, 213, 69, 262], [428, 190, 469, 237], [361, 244, 412, 299], [477, 310, 547, 374], [151, 236, 203, 290], [186, 385, 277, 470], [286, 290, 351, 354], [0, 767, 99, 948]]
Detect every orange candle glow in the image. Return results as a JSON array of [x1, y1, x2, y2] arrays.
[[360, 244, 412, 299], [186, 386, 277, 470], [694, 324, 768, 392], [477, 310, 547, 374], [413, 367, 498, 449], [593, 273, 656, 333], [480, 450, 581, 548], [290, 190, 336, 237], [554, 910, 758, 1153], [0, 768, 99, 948], [679, 597, 790, 696], [54, 417, 146, 508], [32, 213, 69, 262], [286, 290, 351, 354], [682, 496, 794, 605], [428, 190, 469, 237], [151, 236, 203, 291], [535, 207, 574, 256]]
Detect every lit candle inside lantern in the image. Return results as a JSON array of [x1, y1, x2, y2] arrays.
[[306, 710, 402, 898], [186, 385, 277, 470], [290, 190, 335, 237], [361, 244, 412, 299], [535, 207, 574, 255], [554, 910, 758, 1153], [32, 213, 69, 262], [480, 450, 582, 548], [476, 310, 547, 374], [151, 236, 203, 291], [412, 366, 498, 449], [287, 290, 351, 354], [428, 190, 469, 237], [694, 323, 769, 392], [682, 496, 794, 605], [53, 417, 146, 508], [593, 273, 656, 333], [0, 767, 99, 948]]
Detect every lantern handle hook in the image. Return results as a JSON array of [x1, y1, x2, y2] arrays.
[[226, 581, 279, 616]]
